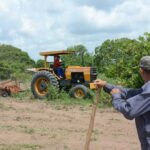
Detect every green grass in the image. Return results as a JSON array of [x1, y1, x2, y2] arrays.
[[46, 90, 112, 109], [19, 125, 35, 134], [11, 87, 112, 108], [12, 89, 32, 100], [0, 125, 14, 131], [0, 144, 42, 150]]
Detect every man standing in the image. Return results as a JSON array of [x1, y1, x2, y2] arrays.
[[94, 56, 150, 150]]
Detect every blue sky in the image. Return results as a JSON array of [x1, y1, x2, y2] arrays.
[[0, 0, 150, 60]]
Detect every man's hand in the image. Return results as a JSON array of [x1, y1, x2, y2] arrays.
[[94, 79, 107, 89], [110, 88, 121, 95]]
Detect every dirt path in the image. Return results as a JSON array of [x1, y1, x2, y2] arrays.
[[0, 98, 140, 150]]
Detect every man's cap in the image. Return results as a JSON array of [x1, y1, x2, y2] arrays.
[[140, 56, 150, 70]]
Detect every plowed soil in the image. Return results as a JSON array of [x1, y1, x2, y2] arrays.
[[0, 98, 140, 150]]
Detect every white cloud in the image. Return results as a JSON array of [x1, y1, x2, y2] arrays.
[[0, 0, 150, 60]]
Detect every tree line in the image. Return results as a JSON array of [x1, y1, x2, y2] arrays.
[[0, 44, 35, 80], [0, 32, 150, 87], [60, 32, 150, 88]]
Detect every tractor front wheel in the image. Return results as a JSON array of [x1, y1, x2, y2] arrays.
[[31, 71, 59, 99], [70, 84, 88, 99]]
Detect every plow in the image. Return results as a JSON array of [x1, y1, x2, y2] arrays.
[[0, 79, 23, 97]]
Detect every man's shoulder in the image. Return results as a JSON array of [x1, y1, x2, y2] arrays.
[[142, 81, 150, 94]]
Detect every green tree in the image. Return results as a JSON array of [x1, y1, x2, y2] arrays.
[[63, 44, 94, 67], [94, 33, 150, 88], [0, 44, 35, 80], [36, 59, 45, 68]]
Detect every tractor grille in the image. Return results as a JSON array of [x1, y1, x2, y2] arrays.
[[90, 67, 97, 82]]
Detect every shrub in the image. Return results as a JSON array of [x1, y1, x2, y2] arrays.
[[47, 85, 59, 101], [94, 33, 150, 88]]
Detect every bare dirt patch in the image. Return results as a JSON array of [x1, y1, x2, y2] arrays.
[[0, 98, 140, 150]]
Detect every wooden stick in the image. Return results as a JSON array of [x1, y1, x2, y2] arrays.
[[84, 88, 101, 150]]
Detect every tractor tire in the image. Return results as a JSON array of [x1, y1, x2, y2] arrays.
[[70, 84, 88, 99], [31, 71, 59, 99]]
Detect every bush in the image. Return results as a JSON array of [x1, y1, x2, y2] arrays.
[[12, 90, 32, 100], [94, 33, 150, 88], [0, 44, 35, 80], [47, 85, 59, 101]]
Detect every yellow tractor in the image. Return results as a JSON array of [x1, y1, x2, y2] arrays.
[[30, 50, 97, 99]]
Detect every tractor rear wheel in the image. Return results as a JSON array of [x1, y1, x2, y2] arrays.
[[70, 84, 88, 99], [31, 71, 59, 99]]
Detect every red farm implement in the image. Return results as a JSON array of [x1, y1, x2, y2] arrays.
[[0, 80, 23, 97]]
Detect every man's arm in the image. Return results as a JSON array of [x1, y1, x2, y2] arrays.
[[94, 79, 150, 120], [111, 91, 150, 120], [103, 83, 142, 99]]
